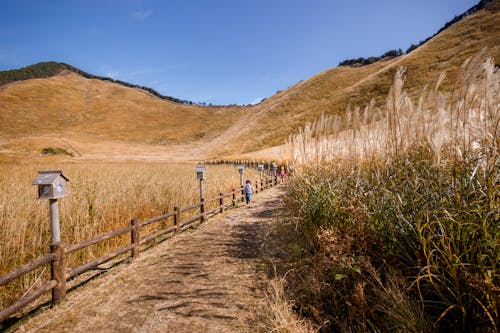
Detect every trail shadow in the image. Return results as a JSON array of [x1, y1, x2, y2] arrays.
[[125, 189, 286, 326], [224, 195, 283, 260], [127, 285, 242, 322]]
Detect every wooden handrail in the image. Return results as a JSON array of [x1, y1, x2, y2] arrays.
[[180, 213, 204, 227], [224, 189, 240, 196], [206, 206, 221, 216], [204, 196, 222, 204], [66, 244, 134, 279], [180, 202, 203, 213], [0, 280, 57, 323], [0, 254, 56, 286], [140, 226, 176, 245], [65, 226, 133, 254], [140, 211, 175, 227]]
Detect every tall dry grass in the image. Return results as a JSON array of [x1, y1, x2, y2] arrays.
[[284, 52, 499, 332], [0, 161, 258, 307], [288, 50, 498, 166], [262, 277, 318, 333]]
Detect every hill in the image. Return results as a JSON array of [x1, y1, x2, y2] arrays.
[[0, 1, 498, 160], [0, 62, 193, 105], [215, 0, 500, 155], [0, 70, 246, 160]]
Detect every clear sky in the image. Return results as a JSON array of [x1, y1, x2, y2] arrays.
[[0, 0, 479, 105]]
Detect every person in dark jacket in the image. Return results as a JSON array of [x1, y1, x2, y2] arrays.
[[244, 179, 254, 204]]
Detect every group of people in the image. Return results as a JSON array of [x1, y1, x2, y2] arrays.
[[243, 166, 288, 205]]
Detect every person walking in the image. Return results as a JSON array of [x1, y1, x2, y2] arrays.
[[244, 179, 254, 205], [279, 166, 286, 183]]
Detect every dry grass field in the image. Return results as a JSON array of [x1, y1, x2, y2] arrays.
[[0, 160, 259, 308]]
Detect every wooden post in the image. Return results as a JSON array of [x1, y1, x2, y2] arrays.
[[219, 192, 224, 213], [199, 179, 204, 203], [232, 188, 236, 207], [200, 198, 206, 222], [255, 180, 259, 193], [261, 178, 264, 190], [131, 218, 140, 259], [50, 242, 66, 305], [241, 185, 245, 202], [174, 206, 180, 234]]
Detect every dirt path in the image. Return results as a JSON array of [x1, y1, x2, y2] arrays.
[[12, 187, 286, 333]]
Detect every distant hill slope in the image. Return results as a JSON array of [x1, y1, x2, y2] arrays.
[[212, 0, 500, 155], [0, 71, 243, 143], [0, 1, 498, 159], [337, 0, 495, 67], [0, 61, 193, 105]]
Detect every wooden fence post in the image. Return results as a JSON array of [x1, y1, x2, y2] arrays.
[[50, 242, 66, 305], [131, 218, 140, 259], [261, 178, 263, 190], [200, 198, 206, 222], [174, 206, 180, 234], [219, 192, 224, 213], [241, 185, 245, 202], [232, 189, 236, 207]]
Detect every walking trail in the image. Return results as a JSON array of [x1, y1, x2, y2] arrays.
[[13, 187, 287, 333]]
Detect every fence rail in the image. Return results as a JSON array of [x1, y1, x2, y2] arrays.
[[0, 161, 282, 324]]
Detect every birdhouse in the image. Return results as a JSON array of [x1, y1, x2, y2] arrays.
[[196, 165, 206, 180], [32, 171, 70, 200], [237, 165, 244, 174], [258, 164, 264, 171]]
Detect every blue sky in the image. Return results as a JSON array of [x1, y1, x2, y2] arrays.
[[0, 0, 479, 105]]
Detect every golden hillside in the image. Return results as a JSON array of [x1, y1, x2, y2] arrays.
[[0, 1, 498, 160], [218, 0, 500, 155], [0, 71, 245, 159]]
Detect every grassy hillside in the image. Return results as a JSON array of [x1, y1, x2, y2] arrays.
[[219, 0, 500, 154], [0, 1, 498, 159], [0, 61, 193, 105], [0, 71, 246, 158]]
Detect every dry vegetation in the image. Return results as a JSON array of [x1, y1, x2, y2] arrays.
[[0, 161, 259, 308], [0, 71, 243, 144], [275, 52, 499, 332]]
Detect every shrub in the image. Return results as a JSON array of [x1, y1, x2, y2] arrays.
[[41, 147, 74, 157]]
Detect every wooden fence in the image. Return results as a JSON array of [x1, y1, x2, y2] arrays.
[[0, 161, 283, 324]]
